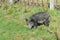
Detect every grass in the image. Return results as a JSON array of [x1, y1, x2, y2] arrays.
[[0, 3, 60, 40]]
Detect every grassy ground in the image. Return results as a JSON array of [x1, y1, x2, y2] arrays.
[[0, 3, 60, 40]]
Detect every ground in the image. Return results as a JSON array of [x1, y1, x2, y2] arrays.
[[0, 3, 60, 40]]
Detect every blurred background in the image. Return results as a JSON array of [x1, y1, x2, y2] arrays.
[[0, 0, 60, 40]]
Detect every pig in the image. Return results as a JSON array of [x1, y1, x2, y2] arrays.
[[25, 12, 50, 29]]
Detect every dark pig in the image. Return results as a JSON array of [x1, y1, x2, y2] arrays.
[[25, 12, 50, 29]]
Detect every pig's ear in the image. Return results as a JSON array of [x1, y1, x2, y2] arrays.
[[25, 18, 28, 22]]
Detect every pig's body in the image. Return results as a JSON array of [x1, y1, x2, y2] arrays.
[[25, 12, 50, 29]]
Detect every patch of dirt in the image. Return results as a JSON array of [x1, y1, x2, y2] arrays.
[[56, 30, 60, 40], [4, 15, 13, 21], [13, 34, 25, 40]]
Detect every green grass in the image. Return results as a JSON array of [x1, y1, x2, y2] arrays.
[[0, 4, 60, 40]]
